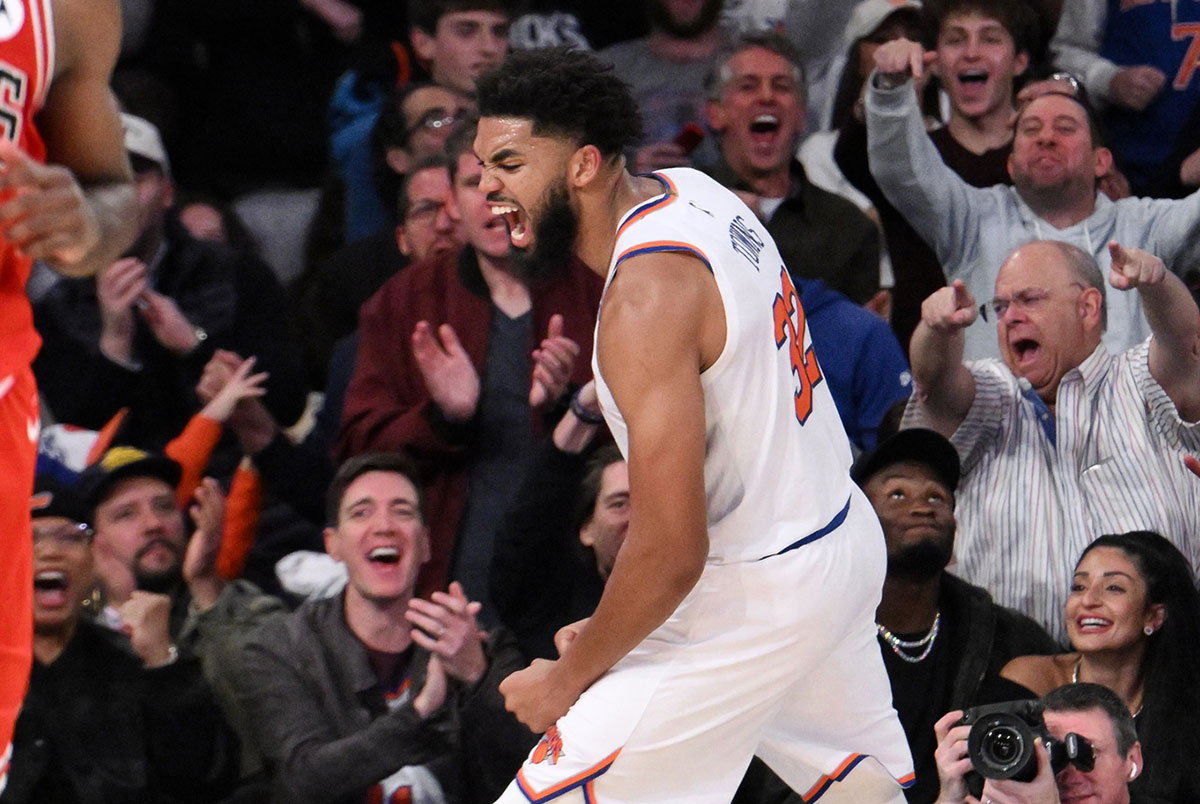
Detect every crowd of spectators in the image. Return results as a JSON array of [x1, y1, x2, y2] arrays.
[[12, 0, 1200, 801]]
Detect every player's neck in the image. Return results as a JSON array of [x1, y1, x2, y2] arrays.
[[577, 169, 654, 276], [876, 575, 941, 633], [343, 590, 414, 653]]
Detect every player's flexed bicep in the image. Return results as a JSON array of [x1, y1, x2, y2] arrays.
[[498, 250, 725, 734]]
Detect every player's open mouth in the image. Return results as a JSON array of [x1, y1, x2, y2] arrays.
[[33, 569, 68, 607], [490, 201, 530, 248]]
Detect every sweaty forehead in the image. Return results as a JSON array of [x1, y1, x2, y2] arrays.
[[475, 116, 534, 157], [475, 116, 579, 162]]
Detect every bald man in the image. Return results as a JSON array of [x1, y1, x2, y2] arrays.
[[904, 239, 1200, 642]]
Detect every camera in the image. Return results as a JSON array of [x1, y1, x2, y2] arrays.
[[960, 701, 1095, 782]]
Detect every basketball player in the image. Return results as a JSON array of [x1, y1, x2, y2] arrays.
[[0, 0, 136, 790], [474, 48, 913, 802]]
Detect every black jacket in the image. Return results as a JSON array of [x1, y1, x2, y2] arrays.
[[234, 592, 536, 804], [3, 619, 240, 804]]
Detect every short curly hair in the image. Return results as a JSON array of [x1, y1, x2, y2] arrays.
[[475, 47, 642, 159]]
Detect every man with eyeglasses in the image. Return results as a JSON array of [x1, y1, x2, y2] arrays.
[[903, 239, 1200, 643], [2, 472, 239, 802]]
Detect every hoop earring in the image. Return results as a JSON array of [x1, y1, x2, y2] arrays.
[[1144, 626, 1154, 636]]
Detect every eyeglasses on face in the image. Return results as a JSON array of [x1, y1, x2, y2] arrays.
[[980, 282, 1086, 322], [33, 522, 94, 548], [408, 107, 465, 136]]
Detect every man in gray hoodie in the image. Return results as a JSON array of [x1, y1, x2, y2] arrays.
[[866, 37, 1200, 360]]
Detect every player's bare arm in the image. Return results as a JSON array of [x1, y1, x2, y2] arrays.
[[499, 251, 725, 733], [0, 0, 135, 276]]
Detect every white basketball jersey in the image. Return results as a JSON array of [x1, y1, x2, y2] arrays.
[[593, 168, 855, 563]]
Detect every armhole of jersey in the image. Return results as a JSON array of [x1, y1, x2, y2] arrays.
[[613, 241, 714, 274], [32, 0, 54, 110]]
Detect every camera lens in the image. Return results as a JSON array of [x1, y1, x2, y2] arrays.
[[983, 727, 1023, 766], [966, 710, 1040, 781]]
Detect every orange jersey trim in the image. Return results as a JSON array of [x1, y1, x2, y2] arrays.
[[516, 747, 621, 802], [802, 753, 915, 802], [614, 240, 712, 272], [615, 173, 677, 237]]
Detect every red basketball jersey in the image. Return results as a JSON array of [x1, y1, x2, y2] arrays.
[[0, 0, 52, 374]]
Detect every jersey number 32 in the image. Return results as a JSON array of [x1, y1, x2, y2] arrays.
[[772, 266, 823, 426]]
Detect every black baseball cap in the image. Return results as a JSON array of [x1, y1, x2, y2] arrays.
[[31, 473, 91, 525], [851, 428, 960, 492], [79, 446, 182, 511]]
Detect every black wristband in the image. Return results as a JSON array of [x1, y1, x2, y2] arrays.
[[569, 390, 604, 425]]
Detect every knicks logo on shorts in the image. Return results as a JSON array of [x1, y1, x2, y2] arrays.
[[531, 725, 565, 766]]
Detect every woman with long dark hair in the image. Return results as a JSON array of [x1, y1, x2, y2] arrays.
[[1002, 530, 1200, 802]]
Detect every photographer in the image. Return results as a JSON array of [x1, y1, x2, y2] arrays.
[[931, 683, 1142, 804]]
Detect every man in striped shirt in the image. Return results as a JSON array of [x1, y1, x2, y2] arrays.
[[903, 239, 1200, 642]]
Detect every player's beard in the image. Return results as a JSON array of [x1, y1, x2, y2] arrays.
[[885, 537, 953, 582], [509, 180, 578, 282]]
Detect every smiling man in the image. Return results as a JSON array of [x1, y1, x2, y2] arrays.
[[475, 46, 914, 803], [904, 240, 1200, 642], [233, 452, 533, 804], [703, 31, 882, 306]]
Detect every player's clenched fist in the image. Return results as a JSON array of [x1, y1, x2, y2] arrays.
[[1108, 240, 1165, 291], [922, 280, 978, 333], [499, 659, 582, 735]]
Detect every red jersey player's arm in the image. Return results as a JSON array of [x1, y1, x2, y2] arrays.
[[6, 0, 136, 277], [499, 250, 726, 732]]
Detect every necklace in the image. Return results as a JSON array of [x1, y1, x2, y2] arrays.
[[1071, 660, 1144, 718], [877, 611, 941, 663]]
